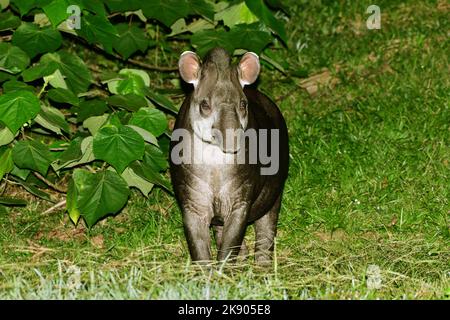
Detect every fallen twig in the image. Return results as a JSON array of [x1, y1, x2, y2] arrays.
[[42, 200, 67, 215]]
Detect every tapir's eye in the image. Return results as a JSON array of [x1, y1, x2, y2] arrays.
[[199, 100, 211, 114], [240, 100, 247, 111]]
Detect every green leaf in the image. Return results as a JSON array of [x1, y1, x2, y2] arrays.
[[0, 148, 14, 180], [121, 167, 153, 197], [0, 0, 9, 10], [228, 23, 272, 54], [107, 94, 147, 112], [66, 177, 81, 224], [126, 125, 158, 145], [93, 125, 145, 173], [107, 69, 150, 96], [113, 23, 148, 59], [129, 107, 167, 137], [12, 176, 53, 202], [22, 51, 92, 94], [0, 127, 15, 146], [0, 42, 30, 74], [0, 90, 40, 134], [75, 99, 108, 123], [141, 0, 189, 27], [45, 69, 68, 89], [214, 2, 259, 28], [47, 88, 79, 106], [2, 80, 35, 93], [42, 0, 70, 27], [83, 114, 108, 135], [34, 103, 70, 135], [188, 0, 215, 21], [71, 169, 130, 227], [12, 140, 52, 175], [10, 0, 48, 16], [104, 0, 140, 12], [76, 13, 118, 54], [10, 165, 30, 180], [144, 88, 178, 114], [143, 144, 168, 172], [0, 11, 21, 31], [190, 28, 234, 58], [244, 0, 287, 44], [52, 137, 82, 170], [12, 23, 62, 59], [57, 136, 95, 169], [130, 160, 171, 192], [0, 197, 27, 206]]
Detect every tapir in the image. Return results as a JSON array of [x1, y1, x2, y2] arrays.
[[169, 47, 289, 264]]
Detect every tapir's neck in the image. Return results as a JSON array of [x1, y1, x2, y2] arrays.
[[191, 133, 237, 166]]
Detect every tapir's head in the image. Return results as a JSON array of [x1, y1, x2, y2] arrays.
[[178, 47, 260, 153]]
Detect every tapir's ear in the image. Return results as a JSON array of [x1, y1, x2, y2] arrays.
[[238, 52, 260, 87], [179, 51, 201, 87]]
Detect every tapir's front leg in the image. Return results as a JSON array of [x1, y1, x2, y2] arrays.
[[182, 201, 213, 262], [217, 201, 250, 261]]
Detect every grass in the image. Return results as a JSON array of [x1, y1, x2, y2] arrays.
[[0, 0, 449, 299]]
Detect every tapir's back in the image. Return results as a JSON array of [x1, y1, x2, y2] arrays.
[[244, 87, 289, 221]]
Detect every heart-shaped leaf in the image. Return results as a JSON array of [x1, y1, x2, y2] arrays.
[[0, 42, 30, 74], [69, 169, 130, 227], [113, 23, 148, 59], [12, 140, 52, 175], [12, 22, 62, 58], [0, 90, 40, 134], [93, 124, 145, 173], [47, 88, 79, 106], [129, 107, 167, 137], [142, 0, 189, 27]]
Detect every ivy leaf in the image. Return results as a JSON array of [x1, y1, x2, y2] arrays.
[[0, 42, 30, 74], [93, 125, 145, 173], [113, 23, 148, 59], [12, 23, 62, 59], [130, 160, 171, 192], [0, 11, 21, 31], [121, 167, 153, 197], [10, 0, 52, 16], [76, 13, 118, 54], [244, 0, 287, 44], [0, 90, 40, 134], [144, 88, 178, 114], [129, 108, 167, 137], [34, 103, 70, 135], [42, 0, 71, 27], [70, 169, 130, 227], [2, 80, 35, 93], [0, 148, 14, 181], [143, 144, 168, 172], [107, 94, 147, 112], [190, 28, 234, 57], [75, 99, 108, 123], [12, 140, 52, 175], [47, 88, 79, 106], [66, 177, 81, 224], [141, 0, 189, 28], [214, 2, 259, 28], [22, 51, 92, 94], [228, 23, 272, 54], [103, 0, 140, 12], [0, 127, 15, 146], [188, 0, 215, 21]]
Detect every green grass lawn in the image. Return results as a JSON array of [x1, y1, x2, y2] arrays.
[[0, 0, 449, 299]]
